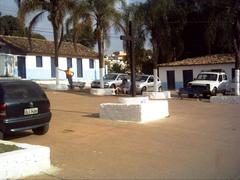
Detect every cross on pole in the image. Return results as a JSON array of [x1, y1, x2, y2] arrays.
[[120, 21, 137, 97]]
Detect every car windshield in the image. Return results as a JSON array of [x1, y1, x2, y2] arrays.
[[196, 73, 217, 81], [2, 83, 46, 101], [136, 75, 148, 82], [103, 74, 118, 80]]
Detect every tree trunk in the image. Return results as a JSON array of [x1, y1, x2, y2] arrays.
[[152, 38, 159, 92], [234, 14, 240, 96], [98, 31, 104, 89], [53, 27, 59, 86]]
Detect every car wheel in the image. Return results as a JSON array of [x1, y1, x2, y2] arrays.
[[110, 84, 116, 89], [158, 86, 162, 92], [32, 124, 49, 135], [0, 131, 4, 140], [141, 87, 147, 94], [211, 87, 217, 96]]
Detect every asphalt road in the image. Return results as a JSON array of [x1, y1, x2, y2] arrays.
[[10, 91, 240, 179]]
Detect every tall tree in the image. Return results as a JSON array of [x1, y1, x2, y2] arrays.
[[85, 0, 121, 88], [142, 0, 175, 91], [116, 2, 146, 72], [18, 0, 76, 86]]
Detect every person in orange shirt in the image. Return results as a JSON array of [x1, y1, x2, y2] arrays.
[[60, 67, 74, 89]]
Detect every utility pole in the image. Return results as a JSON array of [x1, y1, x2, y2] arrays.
[[234, 12, 240, 96], [120, 21, 136, 97]]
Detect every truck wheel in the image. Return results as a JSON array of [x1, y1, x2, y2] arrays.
[[141, 87, 147, 94], [0, 131, 4, 140], [211, 87, 217, 96], [32, 124, 49, 135]]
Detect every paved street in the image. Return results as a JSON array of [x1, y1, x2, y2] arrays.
[[10, 91, 240, 179]]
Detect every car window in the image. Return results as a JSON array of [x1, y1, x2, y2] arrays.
[[196, 74, 217, 81], [118, 75, 125, 80], [2, 82, 46, 101], [223, 75, 228, 80], [103, 74, 118, 80], [148, 77, 154, 82], [136, 75, 148, 82], [218, 75, 223, 82]]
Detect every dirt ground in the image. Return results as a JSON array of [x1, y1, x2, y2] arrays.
[[9, 90, 240, 179]]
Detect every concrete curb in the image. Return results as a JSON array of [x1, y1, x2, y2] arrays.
[[210, 96, 240, 104], [0, 140, 51, 179]]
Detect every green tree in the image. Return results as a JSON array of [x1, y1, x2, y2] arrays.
[[0, 15, 45, 39], [141, 0, 175, 91], [85, 0, 122, 88], [0, 15, 22, 36], [18, 0, 76, 86]]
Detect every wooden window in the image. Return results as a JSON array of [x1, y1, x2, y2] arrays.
[[89, 59, 94, 69], [36, 56, 42, 67], [77, 58, 83, 77], [67, 57, 72, 68]]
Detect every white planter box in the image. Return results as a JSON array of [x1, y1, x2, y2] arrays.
[[90, 88, 115, 96], [210, 96, 240, 104], [142, 91, 171, 100], [100, 97, 169, 123], [0, 140, 51, 179]]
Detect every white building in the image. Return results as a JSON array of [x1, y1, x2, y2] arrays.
[[158, 54, 236, 90], [0, 35, 99, 84]]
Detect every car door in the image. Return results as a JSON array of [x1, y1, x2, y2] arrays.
[[116, 75, 125, 87], [218, 74, 228, 92], [147, 76, 154, 91]]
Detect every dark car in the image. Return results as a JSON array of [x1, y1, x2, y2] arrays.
[[0, 79, 51, 139]]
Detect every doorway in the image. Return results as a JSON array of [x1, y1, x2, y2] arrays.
[[17, 56, 26, 78], [167, 70, 175, 90], [183, 70, 193, 88]]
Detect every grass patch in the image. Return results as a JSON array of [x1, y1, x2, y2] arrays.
[[0, 143, 20, 153]]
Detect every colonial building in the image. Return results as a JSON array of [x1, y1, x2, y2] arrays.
[[0, 35, 99, 84], [158, 54, 236, 90]]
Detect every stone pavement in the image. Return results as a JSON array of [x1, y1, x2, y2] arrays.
[[9, 91, 240, 179]]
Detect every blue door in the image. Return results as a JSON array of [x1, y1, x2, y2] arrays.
[[17, 56, 26, 78], [77, 58, 83, 77], [51, 57, 56, 77]]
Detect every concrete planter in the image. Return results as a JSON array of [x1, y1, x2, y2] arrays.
[[142, 91, 171, 100], [100, 97, 169, 123], [210, 96, 240, 104], [0, 140, 51, 179], [90, 88, 115, 96]]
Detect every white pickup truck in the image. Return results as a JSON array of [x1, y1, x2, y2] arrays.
[[187, 71, 229, 97]]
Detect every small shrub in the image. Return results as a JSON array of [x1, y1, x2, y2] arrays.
[[0, 143, 21, 153]]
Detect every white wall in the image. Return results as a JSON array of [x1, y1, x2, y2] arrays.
[[158, 63, 235, 90], [23, 55, 99, 82]]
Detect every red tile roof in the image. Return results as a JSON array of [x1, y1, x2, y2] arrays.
[[158, 54, 235, 67], [0, 35, 98, 59]]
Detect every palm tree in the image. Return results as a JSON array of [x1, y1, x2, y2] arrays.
[[85, 0, 122, 88], [142, 0, 174, 92], [18, 0, 76, 86]]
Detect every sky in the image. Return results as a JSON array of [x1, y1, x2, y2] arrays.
[[0, 0, 146, 54]]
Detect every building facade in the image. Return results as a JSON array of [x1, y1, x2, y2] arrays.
[[158, 54, 236, 90], [0, 35, 99, 84]]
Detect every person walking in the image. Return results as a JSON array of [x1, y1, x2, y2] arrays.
[[60, 67, 74, 89]]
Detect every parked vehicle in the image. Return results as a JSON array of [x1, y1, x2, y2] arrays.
[[186, 70, 229, 97], [0, 79, 51, 139], [133, 74, 162, 94], [91, 73, 129, 88]]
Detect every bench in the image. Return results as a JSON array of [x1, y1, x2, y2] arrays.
[[68, 82, 86, 89]]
